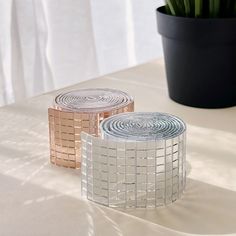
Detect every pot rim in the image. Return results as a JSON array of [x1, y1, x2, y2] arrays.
[[157, 6, 236, 22]]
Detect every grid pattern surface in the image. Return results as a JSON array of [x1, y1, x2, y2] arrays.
[[48, 105, 134, 169], [81, 131, 186, 208]]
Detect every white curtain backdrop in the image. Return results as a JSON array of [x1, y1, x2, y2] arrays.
[[0, 0, 163, 107]]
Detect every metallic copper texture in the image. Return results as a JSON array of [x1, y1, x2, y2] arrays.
[[48, 88, 134, 168]]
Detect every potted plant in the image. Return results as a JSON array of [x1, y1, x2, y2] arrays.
[[156, 0, 236, 108]]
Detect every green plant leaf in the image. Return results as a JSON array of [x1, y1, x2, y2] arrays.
[[176, 0, 185, 15], [189, 0, 195, 17], [235, 1, 236, 16], [195, 0, 203, 17], [166, 0, 177, 15], [184, 0, 191, 16], [165, 3, 171, 15], [230, 0, 236, 17], [164, 0, 236, 18], [214, 0, 221, 17], [209, 0, 220, 17]]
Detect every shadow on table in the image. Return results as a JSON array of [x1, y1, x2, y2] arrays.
[[117, 177, 236, 235], [2, 166, 236, 236], [0, 172, 120, 236], [0, 172, 184, 236]]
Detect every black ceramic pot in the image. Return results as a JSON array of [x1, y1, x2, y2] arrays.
[[156, 6, 236, 108]]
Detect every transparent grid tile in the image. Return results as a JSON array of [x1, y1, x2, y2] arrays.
[[48, 89, 134, 168], [81, 132, 186, 208]]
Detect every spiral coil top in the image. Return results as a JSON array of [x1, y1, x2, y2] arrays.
[[54, 88, 133, 112], [100, 112, 186, 141]]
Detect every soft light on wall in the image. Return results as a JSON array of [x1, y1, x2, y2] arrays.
[[0, 0, 163, 107]]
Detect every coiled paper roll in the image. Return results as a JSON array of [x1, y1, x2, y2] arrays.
[[81, 112, 186, 208], [48, 88, 134, 168]]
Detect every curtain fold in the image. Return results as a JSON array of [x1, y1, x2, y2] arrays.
[[11, 0, 26, 102], [0, 0, 163, 107], [32, 0, 54, 94]]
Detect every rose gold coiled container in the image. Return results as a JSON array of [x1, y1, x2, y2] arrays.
[[48, 88, 134, 168]]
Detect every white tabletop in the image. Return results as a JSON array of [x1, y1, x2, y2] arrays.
[[1, 60, 236, 236]]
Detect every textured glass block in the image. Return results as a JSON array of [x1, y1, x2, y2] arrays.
[[48, 88, 134, 168], [81, 112, 187, 208]]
